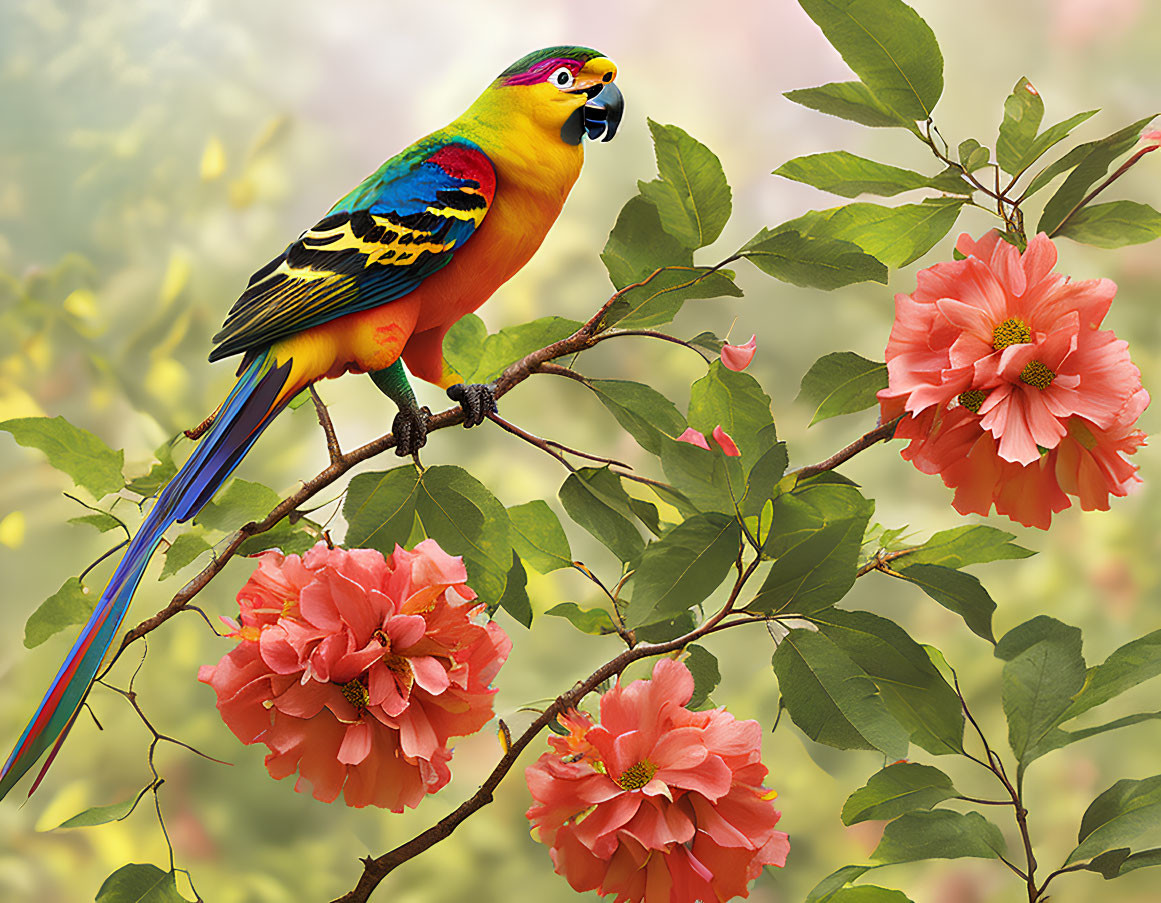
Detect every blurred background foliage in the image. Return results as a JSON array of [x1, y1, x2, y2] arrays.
[[0, 0, 1159, 901]]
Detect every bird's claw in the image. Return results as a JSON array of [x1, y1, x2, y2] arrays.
[[393, 405, 432, 457], [447, 382, 497, 428]]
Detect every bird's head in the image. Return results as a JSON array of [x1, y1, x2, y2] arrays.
[[490, 46, 623, 145]]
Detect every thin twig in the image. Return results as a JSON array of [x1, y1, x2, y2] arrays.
[[485, 413, 576, 473], [309, 385, 342, 464], [793, 416, 903, 481], [592, 329, 711, 360]]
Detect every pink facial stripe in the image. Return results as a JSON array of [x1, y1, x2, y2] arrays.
[[502, 57, 581, 86]]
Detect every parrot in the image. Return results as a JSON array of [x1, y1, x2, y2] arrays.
[[0, 46, 623, 800]]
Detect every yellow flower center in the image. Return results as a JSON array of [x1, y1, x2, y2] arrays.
[[384, 653, 414, 693], [1020, 360, 1055, 389], [992, 317, 1031, 350], [341, 679, 369, 712], [958, 389, 986, 413], [615, 760, 658, 791]]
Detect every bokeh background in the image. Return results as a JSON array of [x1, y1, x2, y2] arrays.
[[1, 0, 1159, 901]]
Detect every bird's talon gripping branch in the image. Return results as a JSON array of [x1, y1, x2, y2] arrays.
[[392, 405, 432, 457], [447, 382, 497, 429]]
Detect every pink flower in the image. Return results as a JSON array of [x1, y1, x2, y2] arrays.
[[879, 231, 1149, 527], [721, 335, 757, 371], [198, 540, 510, 810], [712, 426, 741, 457], [676, 428, 710, 450], [526, 659, 788, 903]]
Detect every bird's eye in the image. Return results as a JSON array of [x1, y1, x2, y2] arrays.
[[550, 66, 575, 89]]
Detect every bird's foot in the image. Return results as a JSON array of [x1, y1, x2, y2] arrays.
[[392, 405, 432, 457], [447, 382, 497, 428]]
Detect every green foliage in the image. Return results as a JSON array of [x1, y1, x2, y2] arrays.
[[498, 552, 532, 627], [825, 888, 914, 903], [601, 195, 694, 289], [558, 467, 647, 563], [195, 479, 279, 532], [687, 363, 774, 468], [626, 514, 740, 628], [1037, 115, 1158, 232], [871, 810, 1007, 863], [639, 120, 732, 249], [1069, 776, 1161, 865], [68, 511, 124, 534], [773, 627, 910, 758], [25, 577, 95, 648], [124, 443, 178, 498], [659, 438, 744, 517], [896, 564, 996, 642], [1055, 201, 1161, 248], [544, 602, 618, 636], [842, 762, 958, 825], [588, 379, 686, 455], [740, 229, 887, 289], [1060, 630, 1161, 721], [784, 81, 918, 131], [996, 77, 1045, 174], [602, 266, 743, 331], [96, 864, 188, 903], [57, 795, 141, 829], [797, 0, 943, 120], [958, 138, 990, 172], [775, 151, 963, 198], [806, 866, 873, 903], [1, 415, 125, 498], [160, 531, 213, 580], [898, 524, 1033, 568], [684, 644, 720, 709], [508, 501, 572, 573], [469, 317, 582, 383], [797, 352, 887, 424], [442, 313, 487, 381], [995, 616, 1086, 768]]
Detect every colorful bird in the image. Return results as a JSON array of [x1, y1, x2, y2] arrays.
[[0, 46, 623, 800]]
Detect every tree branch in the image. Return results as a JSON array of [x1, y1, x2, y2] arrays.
[[793, 416, 903, 481]]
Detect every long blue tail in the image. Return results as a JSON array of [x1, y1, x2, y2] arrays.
[[0, 350, 295, 800]]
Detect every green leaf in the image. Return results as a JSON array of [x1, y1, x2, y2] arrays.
[[1014, 109, 1099, 176], [996, 77, 1045, 174], [343, 465, 422, 550], [872, 810, 1006, 863], [827, 887, 915, 903], [740, 229, 887, 289], [411, 466, 513, 611], [815, 609, 965, 755], [776, 199, 967, 268], [842, 762, 958, 825], [806, 866, 873, 903], [96, 864, 188, 902], [900, 524, 1034, 569], [1086, 848, 1161, 879], [1061, 630, 1161, 722], [640, 120, 732, 249], [442, 313, 487, 383], [235, 522, 317, 558], [773, 628, 909, 758], [995, 616, 1086, 766], [784, 81, 917, 130], [797, 352, 887, 425], [897, 564, 996, 642], [68, 512, 124, 534], [958, 139, 990, 172], [160, 531, 212, 580], [588, 379, 687, 455], [56, 795, 140, 829], [1069, 776, 1161, 865], [1, 415, 124, 498], [764, 476, 872, 558], [687, 331, 726, 355], [775, 151, 947, 198], [1054, 200, 1161, 248], [685, 644, 720, 709], [659, 438, 743, 516], [798, 0, 943, 120], [195, 479, 279, 532], [601, 195, 695, 290], [626, 513, 740, 628], [498, 552, 531, 627], [602, 266, 743, 331], [559, 467, 644, 563], [471, 316, 582, 383], [545, 602, 618, 636], [688, 363, 775, 469], [740, 442, 789, 519], [1038, 115, 1158, 233], [508, 500, 573, 573], [124, 442, 177, 497], [25, 577, 95, 648]]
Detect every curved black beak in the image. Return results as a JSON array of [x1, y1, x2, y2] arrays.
[[582, 82, 624, 142]]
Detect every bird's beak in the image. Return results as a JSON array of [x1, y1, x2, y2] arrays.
[[582, 82, 624, 142]]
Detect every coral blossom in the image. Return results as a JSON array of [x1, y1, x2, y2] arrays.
[[198, 540, 510, 810], [879, 231, 1148, 528], [676, 426, 742, 457], [721, 335, 757, 371], [526, 659, 788, 903]]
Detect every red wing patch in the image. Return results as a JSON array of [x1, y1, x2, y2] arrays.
[[428, 145, 496, 204]]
